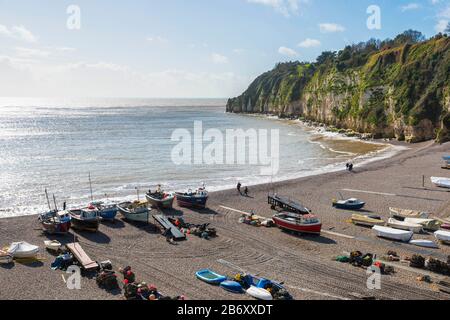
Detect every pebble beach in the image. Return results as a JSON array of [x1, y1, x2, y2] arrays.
[[1, 140, 449, 300]]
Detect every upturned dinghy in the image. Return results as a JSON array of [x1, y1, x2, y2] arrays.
[[434, 230, 450, 244], [195, 269, 227, 285], [409, 240, 439, 249], [351, 214, 385, 227], [372, 225, 413, 242], [431, 177, 450, 189], [332, 198, 365, 210], [388, 218, 423, 233], [117, 201, 150, 223], [246, 286, 273, 301], [44, 240, 62, 252], [389, 207, 429, 219], [7, 242, 40, 259], [404, 218, 441, 231], [220, 281, 244, 294]]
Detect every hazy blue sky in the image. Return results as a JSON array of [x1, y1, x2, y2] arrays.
[[0, 0, 449, 98]]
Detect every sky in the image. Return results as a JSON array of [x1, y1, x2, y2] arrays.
[[0, 0, 449, 98]]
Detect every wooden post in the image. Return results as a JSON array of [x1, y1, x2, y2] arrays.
[[88, 172, 93, 202], [422, 175, 425, 188]]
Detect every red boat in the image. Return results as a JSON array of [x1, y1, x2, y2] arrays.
[[272, 212, 322, 235]]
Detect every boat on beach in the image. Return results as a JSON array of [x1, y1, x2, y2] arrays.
[[409, 239, 439, 249], [387, 218, 423, 233], [175, 187, 208, 208], [117, 201, 150, 223], [146, 187, 175, 209], [332, 198, 365, 210], [268, 194, 311, 214], [403, 218, 441, 231], [195, 269, 227, 285], [69, 208, 100, 232], [89, 201, 118, 221], [351, 214, 385, 227], [389, 207, 429, 219], [38, 210, 71, 234], [7, 242, 40, 259], [272, 212, 322, 235], [372, 225, 414, 242], [44, 240, 62, 252], [434, 230, 450, 244], [431, 177, 450, 189]]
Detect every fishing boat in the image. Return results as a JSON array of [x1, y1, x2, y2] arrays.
[[89, 201, 118, 221], [44, 240, 62, 252], [146, 187, 175, 209], [372, 225, 414, 242], [431, 177, 450, 189], [272, 212, 322, 235], [195, 269, 227, 285], [389, 207, 429, 219], [404, 218, 441, 231], [175, 187, 208, 208], [69, 208, 100, 232], [220, 281, 244, 294], [7, 242, 40, 259], [387, 218, 423, 233], [38, 210, 71, 234], [409, 239, 439, 249], [434, 230, 450, 244], [117, 201, 150, 223], [332, 198, 365, 210], [351, 214, 385, 227]]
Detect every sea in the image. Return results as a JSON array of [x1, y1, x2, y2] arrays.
[[0, 97, 391, 218]]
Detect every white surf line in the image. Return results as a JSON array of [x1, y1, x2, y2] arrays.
[[220, 205, 355, 240], [342, 189, 397, 197]]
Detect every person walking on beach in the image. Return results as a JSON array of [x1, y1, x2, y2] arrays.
[[244, 186, 249, 197], [349, 163, 354, 172], [237, 182, 242, 195]]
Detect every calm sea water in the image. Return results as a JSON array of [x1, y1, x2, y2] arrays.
[[0, 97, 386, 218]]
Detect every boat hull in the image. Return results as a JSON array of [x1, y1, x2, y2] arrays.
[[372, 226, 413, 242], [98, 208, 118, 221], [118, 207, 149, 223], [70, 218, 100, 232], [272, 216, 322, 235], [196, 269, 227, 285], [146, 194, 175, 209], [387, 219, 423, 233], [351, 214, 384, 227], [40, 220, 71, 234], [176, 194, 208, 208]]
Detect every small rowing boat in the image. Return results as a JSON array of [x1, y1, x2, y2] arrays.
[[220, 281, 244, 294], [404, 218, 441, 231], [409, 239, 439, 249], [272, 212, 322, 235], [44, 240, 62, 252], [434, 230, 450, 244], [246, 286, 273, 301], [372, 225, 413, 242], [387, 218, 423, 233], [431, 177, 450, 189], [389, 207, 429, 219], [333, 198, 365, 210], [117, 201, 150, 223], [195, 269, 227, 285], [7, 242, 40, 259], [351, 214, 385, 227]]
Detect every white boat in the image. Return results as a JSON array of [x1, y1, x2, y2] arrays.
[[409, 240, 439, 249], [387, 218, 423, 233], [434, 230, 450, 244], [246, 286, 273, 301], [7, 242, 40, 259], [389, 207, 429, 219], [431, 177, 450, 189], [372, 225, 413, 242], [404, 218, 441, 231], [0, 250, 13, 264], [351, 214, 385, 227], [44, 240, 62, 252]]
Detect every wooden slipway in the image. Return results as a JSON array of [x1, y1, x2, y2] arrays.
[[153, 215, 186, 240], [66, 242, 99, 271]]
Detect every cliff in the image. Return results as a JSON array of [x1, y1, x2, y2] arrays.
[[227, 32, 450, 143]]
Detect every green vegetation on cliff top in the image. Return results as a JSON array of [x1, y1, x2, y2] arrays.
[[227, 30, 450, 142]]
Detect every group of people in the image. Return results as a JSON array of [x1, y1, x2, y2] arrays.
[[346, 162, 354, 172], [236, 182, 249, 197]]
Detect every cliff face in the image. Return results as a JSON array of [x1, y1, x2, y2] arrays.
[[227, 35, 450, 143]]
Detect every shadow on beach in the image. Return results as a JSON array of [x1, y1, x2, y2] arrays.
[[101, 219, 126, 229], [189, 207, 220, 215], [74, 230, 112, 244], [281, 231, 337, 245], [121, 219, 160, 235]]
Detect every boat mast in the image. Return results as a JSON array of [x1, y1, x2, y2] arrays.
[[136, 187, 140, 201], [45, 188, 51, 211], [52, 194, 58, 211], [88, 172, 94, 202]]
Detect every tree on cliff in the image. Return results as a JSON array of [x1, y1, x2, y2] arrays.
[[446, 22, 450, 34]]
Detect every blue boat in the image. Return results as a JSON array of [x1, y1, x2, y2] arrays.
[[90, 201, 118, 221], [195, 269, 227, 285], [443, 156, 450, 161], [238, 274, 293, 300], [333, 198, 365, 210], [176, 187, 208, 208], [220, 280, 244, 294]]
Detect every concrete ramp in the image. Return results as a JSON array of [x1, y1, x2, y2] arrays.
[[153, 215, 186, 240]]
